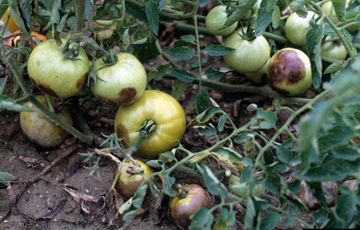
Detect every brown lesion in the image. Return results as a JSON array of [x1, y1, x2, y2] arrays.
[[116, 124, 130, 147], [76, 75, 87, 89], [268, 50, 305, 86], [117, 88, 136, 105], [31, 80, 58, 97]]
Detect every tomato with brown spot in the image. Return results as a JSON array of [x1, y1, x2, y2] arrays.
[[170, 184, 212, 229], [267, 48, 312, 96]]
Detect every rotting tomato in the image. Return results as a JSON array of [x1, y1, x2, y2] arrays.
[[6, 31, 47, 47], [170, 184, 212, 229], [91, 53, 147, 105], [27, 39, 90, 98], [205, 5, 238, 36], [1, 8, 19, 32], [223, 28, 271, 73], [321, 37, 348, 62], [20, 95, 73, 148], [285, 11, 317, 46], [267, 48, 312, 96], [115, 159, 152, 201], [114, 90, 186, 159]]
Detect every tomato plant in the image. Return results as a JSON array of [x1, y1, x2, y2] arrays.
[[205, 5, 238, 36], [114, 90, 186, 159], [20, 95, 72, 148], [91, 52, 147, 105], [223, 28, 271, 73], [27, 39, 90, 98]]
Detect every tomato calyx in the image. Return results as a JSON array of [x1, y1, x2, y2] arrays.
[[139, 120, 157, 138], [101, 50, 118, 67], [63, 40, 81, 60], [237, 26, 256, 41], [176, 184, 189, 199]]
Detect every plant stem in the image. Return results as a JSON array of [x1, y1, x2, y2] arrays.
[[193, 2, 202, 77], [76, 0, 85, 33]]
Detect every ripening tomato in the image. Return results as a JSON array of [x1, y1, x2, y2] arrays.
[[115, 159, 152, 201], [20, 96, 73, 148], [267, 48, 312, 96], [1, 8, 19, 32], [6, 31, 47, 47], [27, 39, 90, 98], [205, 5, 238, 36], [285, 11, 318, 46], [170, 184, 212, 229], [114, 90, 186, 159], [91, 53, 147, 105], [223, 28, 271, 73]]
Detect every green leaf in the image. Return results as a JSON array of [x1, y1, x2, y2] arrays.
[[163, 174, 176, 197], [306, 22, 323, 89], [0, 96, 33, 112], [145, 0, 159, 35], [195, 107, 222, 124], [333, 194, 357, 227], [213, 207, 236, 230], [318, 125, 354, 153], [331, 147, 359, 161], [225, 0, 257, 27], [126, 0, 147, 22], [129, 35, 161, 62], [163, 47, 195, 61], [0, 171, 14, 189], [297, 159, 360, 182], [167, 68, 196, 83], [256, 0, 276, 35], [331, 0, 347, 22], [217, 114, 227, 132], [188, 208, 213, 230], [201, 165, 228, 197], [122, 184, 148, 222], [205, 68, 226, 80], [0, 76, 7, 95], [203, 44, 234, 57], [171, 80, 188, 99], [244, 197, 256, 230], [195, 88, 212, 114], [252, 108, 277, 129], [258, 211, 281, 230]]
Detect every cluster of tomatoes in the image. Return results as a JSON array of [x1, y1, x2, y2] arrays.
[[205, 1, 357, 97]]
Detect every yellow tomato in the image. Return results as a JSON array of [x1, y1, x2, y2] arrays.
[[1, 8, 19, 32]]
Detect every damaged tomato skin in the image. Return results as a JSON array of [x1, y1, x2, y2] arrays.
[[170, 184, 212, 229], [115, 160, 152, 201], [91, 53, 147, 105], [267, 48, 312, 96], [27, 39, 90, 98], [19, 96, 73, 148], [114, 90, 186, 159]]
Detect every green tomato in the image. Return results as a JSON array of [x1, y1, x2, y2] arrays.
[[244, 58, 271, 84], [114, 90, 186, 159], [267, 48, 312, 96], [205, 5, 238, 36], [321, 37, 348, 62], [285, 11, 317, 46], [224, 28, 271, 73], [20, 95, 73, 148], [170, 184, 212, 229], [27, 39, 90, 98], [91, 53, 147, 105]]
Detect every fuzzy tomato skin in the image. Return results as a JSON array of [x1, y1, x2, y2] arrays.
[[1, 8, 19, 32], [27, 39, 90, 98], [321, 37, 348, 61], [20, 96, 73, 148], [170, 184, 212, 229], [115, 160, 152, 201], [285, 11, 317, 46], [267, 48, 312, 96], [6, 31, 47, 47], [114, 90, 186, 159], [223, 29, 271, 73], [91, 53, 147, 105], [205, 5, 238, 36]]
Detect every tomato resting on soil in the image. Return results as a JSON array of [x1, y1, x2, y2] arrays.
[[27, 39, 90, 98], [114, 160, 152, 201], [170, 184, 212, 229], [91, 52, 147, 105], [19, 96, 73, 148], [114, 90, 186, 159]]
